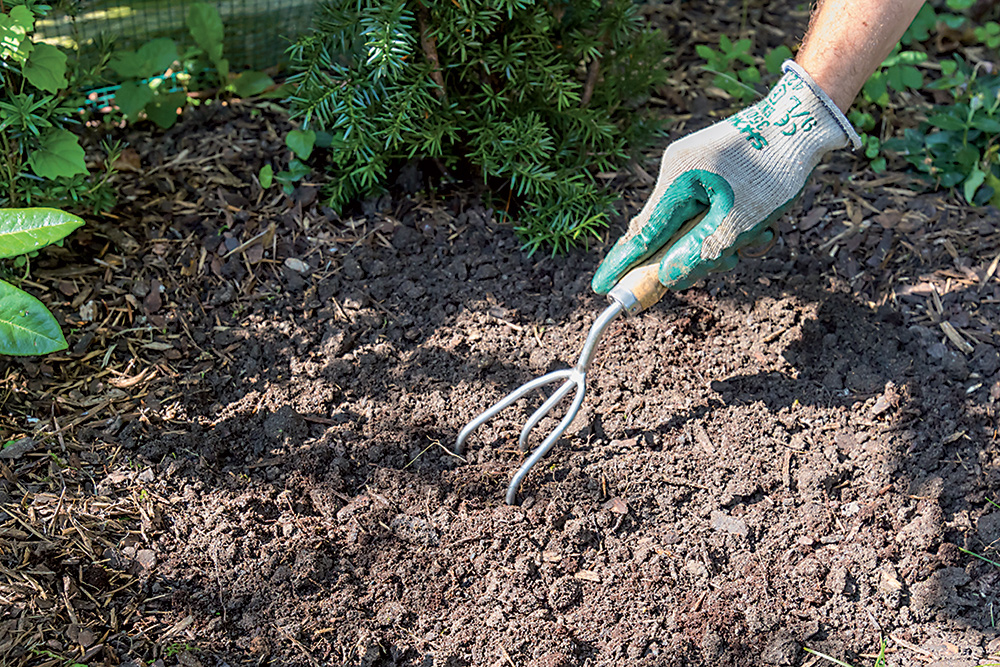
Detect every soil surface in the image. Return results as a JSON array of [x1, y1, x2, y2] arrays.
[[4, 2, 1000, 666]]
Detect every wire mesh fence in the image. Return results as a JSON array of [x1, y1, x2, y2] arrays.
[[35, 0, 317, 71]]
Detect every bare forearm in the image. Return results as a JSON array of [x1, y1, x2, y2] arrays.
[[797, 0, 926, 111]]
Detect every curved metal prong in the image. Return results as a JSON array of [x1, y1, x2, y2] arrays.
[[506, 380, 587, 505], [518, 376, 578, 452], [453, 368, 573, 454]]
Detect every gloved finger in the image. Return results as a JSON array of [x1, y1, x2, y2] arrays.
[[591, 198, 705, 295], [737, 227, 776, 259], [660, 216, 781, 291], [654, 204, 733, 290]]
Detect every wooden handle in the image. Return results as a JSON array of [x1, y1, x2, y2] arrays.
[[606, 211, 707, 315]]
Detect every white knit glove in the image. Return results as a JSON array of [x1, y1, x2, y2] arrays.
[[593, 61, 862, 294]]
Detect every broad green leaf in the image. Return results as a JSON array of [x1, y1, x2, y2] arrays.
[[900, 66, 923, 90], [28, 129, 88, 180], [955, 144, 980, 170], [964, 165, 986, 203], [902, 4, 936, 44], [739, 67, 761, 84], [114, 80, 154, 118], [23, 43, 67, 93], [719, 34, 732, 52], [927, 113, 967, 131], [110, 38, 178, 79], [863, 74, 888, 106], [972, 117, 1000, 133], [695, 45, 713, 59], [0, 279, 67, 355], [188, 3, 225, 64], [0, 208, 83, 258], [232, 70, 274, 97], [986, 171, 1000, 207], [1, 5, 34, 62], [259, 164, 273, 188], [887, 64, 922, 91], [763, 46, 792, 75], [145, 91, 186, 128], [216, 56, 230, 83], [286, 129, 316, 160]]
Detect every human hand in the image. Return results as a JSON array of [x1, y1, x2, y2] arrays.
[[592, 61, 861, 295]]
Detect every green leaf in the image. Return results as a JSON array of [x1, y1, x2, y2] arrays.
[[899, 65, 923, 90], [187, 3, 225, 63], [0, 208, 84, 259], [145, 91, 187, 128], [694, 44, 715, 61], [927, 113, 967, 131], [23, 43, 67, 93], [955, 144, 980, 170], [964, 165, 986, 203], [286, 129, 316, 160], [986, 171, 1000, 207], [0, 5, 34, 62], [764, 46, 792, 75], [28, 129, 88, 180], [259, 164, 273, 188], [863, 73, 887, 105], [972, 117, 1000, 133], [110, 38, 178, 79], [0, 279, 67, 355], [114, 80, 155, 118], [232, 70, 274, 97]]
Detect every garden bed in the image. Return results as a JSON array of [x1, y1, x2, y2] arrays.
[[3, 2, 1000, 665]]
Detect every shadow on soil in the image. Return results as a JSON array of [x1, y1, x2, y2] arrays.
[[73, 212, 999, 666]]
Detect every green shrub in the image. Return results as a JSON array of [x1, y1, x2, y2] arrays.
[[885, 59, 1000, 206], [0, 1, 104, 209], [286, 0, 669, 253], [110, 3, 274, 129], [0, 208, 83, 355]]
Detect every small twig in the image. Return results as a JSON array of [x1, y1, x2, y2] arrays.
[[418, 6, 446, 100], [580, 56, 602, 108], [277, 625, 321, 667]]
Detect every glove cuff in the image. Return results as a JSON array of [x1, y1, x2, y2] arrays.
[[781, 60, 862, 151]]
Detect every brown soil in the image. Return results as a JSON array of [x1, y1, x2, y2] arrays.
[[4, 3, 1000, 667]]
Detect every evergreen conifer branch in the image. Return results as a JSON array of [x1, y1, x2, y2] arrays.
[[288, 0, 670, 251]]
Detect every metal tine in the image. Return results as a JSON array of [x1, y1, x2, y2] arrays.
[[456, 300, 626, 504], [454, 368, 574, 454], [506, 381, 587, 505], [518, 377, 577, 452]]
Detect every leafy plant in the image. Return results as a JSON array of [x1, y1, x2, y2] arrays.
[[696, 36, 791, 104], [0, 208, 83, 355], [0, 1, 96, 208], [111, 3, 274, 129], [287, 0, 670, 253], [884, 59, 1000, 206]]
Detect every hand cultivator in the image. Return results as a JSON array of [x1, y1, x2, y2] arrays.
[[455, 215, 706, 505]]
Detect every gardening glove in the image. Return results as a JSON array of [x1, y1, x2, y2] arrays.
[[592, 61, 862, 294]]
